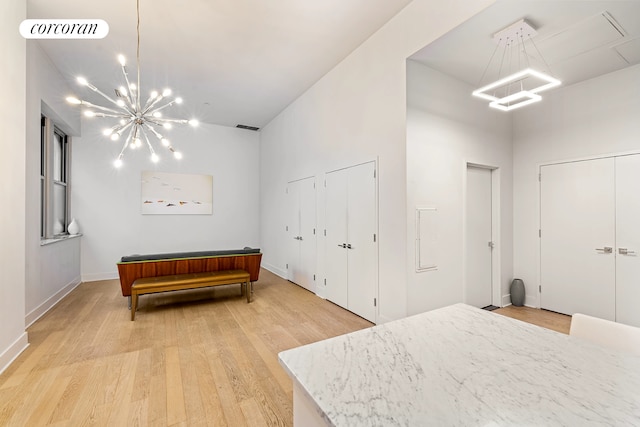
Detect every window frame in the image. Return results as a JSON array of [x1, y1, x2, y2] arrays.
[[41, 115, 72, 239]]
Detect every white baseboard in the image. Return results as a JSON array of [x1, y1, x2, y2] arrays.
[[502, 294, 512, 307], [262, 262, 287, 279], [0, 332, 29, 376], [81, 272, 119, 282], [25, 276, 82, 328]]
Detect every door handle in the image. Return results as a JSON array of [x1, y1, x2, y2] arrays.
[[618, 248, 636, 255], [347, 243, 353, 249], [338, 243, 346, 248], [595, 247, 613, 253], [298, 236, 303, 241]]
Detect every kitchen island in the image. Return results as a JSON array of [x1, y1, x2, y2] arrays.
[[278, 303, 640, 426]]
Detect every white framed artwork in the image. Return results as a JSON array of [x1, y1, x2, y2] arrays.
[[141, 171, 213, 215]]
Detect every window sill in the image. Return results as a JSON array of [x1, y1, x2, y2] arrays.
[[40, 233, 82, 246]]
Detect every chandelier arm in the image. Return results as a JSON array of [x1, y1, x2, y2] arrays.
[[84, 82, 125, 109], [142, 122, 164, 140], [78, 100, 124, 115], [152, 118, 190, 124], [120, 65, 136, 107], [140, 127, 156, 155], [92, 113, 129, 119], [113, 120, 135, 139], [144, 96, 180, 115], [142, 96, 166, 115]]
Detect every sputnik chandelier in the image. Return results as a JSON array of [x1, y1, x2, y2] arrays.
[[66, 0, 198, 167], [472, 19, 561, 112]]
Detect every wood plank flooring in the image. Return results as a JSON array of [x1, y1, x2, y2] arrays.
[[0, 269, 570, 426]]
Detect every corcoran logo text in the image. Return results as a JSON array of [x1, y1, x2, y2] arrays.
[[20, 19, 109, 39]]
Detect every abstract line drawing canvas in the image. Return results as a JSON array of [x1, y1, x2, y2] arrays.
[[141, 171, 213, 215]]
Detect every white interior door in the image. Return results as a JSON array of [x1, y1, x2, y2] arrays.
[[465, 166, 493, 308], [287, 181, 301, 283], [346, 162, 377, 323], [325, 169, 348, 308], [540, 158, 616, 320], [615, 154, 640, 327], [287, 178, 316, 293], [298, 178, 316, 293]]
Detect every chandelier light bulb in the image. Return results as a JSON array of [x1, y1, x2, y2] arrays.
[[151, 153, 159, 163], [111, 133, 120, 141], [66, 96, 81, 105], [174, 151, 183, 160], [152, 111, 162, 118], [119, 86, 128, 97], [118, 54, 126, 66], [114, 157, 123, 168], [84, 110, 95, 117], [188, 119, 199, 127], [175, 97, 183, 104], [116, 99, 125, 107], [135, 138, 142, 148], [163, 123, 172, 129], [119, 119, 127, 125], [129, 83, 137, 91], [77, 76, 88, 86], [162, 88, 172, 97], [150, 90, 158, 99], [161, 138, 170, 146], [103, 128, 113, 136]]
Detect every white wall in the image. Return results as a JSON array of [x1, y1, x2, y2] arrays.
[[406, 61, 513, 315], [0, 0, 28, 374], [25, 42, 82, 325], [259, 0, 495, 323], [513, 64, 640, 307], [73, 121, 261, 282]]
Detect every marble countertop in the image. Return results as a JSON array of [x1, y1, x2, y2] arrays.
[[278, 303, 640, 426]]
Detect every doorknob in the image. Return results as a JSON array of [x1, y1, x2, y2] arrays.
[[347, 243, 353, 249], [298, 236, 303, 241], [618, 248, 636, 255], [338, 243, 346, 248], [595, 247, 613, 253]]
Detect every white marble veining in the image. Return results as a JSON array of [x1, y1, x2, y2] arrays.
[[279, 303, 640, 426]]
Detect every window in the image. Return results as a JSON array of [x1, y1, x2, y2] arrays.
[[41, 116, 71, 238]]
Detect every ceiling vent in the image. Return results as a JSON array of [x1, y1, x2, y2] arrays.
[[236, 124, 260, 131]]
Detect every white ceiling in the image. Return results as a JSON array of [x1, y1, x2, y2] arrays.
[[410, 0, 640, 93], [27, 0, 411, 128]]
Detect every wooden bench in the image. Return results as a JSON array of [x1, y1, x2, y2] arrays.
[[130, 269, 251, 320]]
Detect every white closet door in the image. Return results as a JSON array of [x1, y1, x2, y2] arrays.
[[540, 158, 616, 320], [287, 181, 301, 283], [615, 154, 640, 327], [465, 166, 493, 308], [346, 162, 377, 323], [298, 178, 316, 293], [325, 169, 348, 308]]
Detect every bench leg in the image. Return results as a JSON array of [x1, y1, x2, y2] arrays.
[[131, 293, 138, 321], [128, 295, 131, 310]]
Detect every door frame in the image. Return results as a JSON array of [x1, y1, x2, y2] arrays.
[[463, 162, 501, 308]]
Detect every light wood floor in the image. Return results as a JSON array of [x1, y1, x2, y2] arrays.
[[0, 270, 570, 426]]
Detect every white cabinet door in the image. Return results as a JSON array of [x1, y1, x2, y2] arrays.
[[615, 154, 640, 327], [299, 178, 317, 293], [325, 162, 377, 322], [465, 166, 493, 308], [325, 169, 348, 308], [540, 158, 616, 320], [346, 162, 377, 323], [287, 178, 316, 293]]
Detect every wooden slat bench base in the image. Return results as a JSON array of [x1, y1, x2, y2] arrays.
[[131, 269, 251, 320]]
